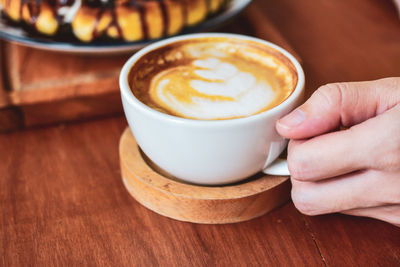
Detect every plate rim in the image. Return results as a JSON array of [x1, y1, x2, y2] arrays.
[[0, 0, 253, 54]]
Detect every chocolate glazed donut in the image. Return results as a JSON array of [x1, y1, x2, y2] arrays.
[[0, 0, 228, 42]]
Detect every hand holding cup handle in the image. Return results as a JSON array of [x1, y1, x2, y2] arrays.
[[275, 77, 400, 227], [264, 77, 400, 228]]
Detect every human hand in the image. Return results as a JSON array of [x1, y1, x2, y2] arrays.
[[276, 78, 400, 227]]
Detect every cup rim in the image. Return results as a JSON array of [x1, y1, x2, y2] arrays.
[[120, 33, 305, 127]]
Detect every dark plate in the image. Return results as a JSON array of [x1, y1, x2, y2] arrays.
[[0, 0, 252, 55]]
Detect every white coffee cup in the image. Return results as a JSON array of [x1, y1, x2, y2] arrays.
[[120, 33, 305, 185]]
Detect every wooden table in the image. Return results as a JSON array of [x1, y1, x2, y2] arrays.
[[1, 0, 400, 266]]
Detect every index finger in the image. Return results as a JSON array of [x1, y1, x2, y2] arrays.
[[277, 78, 400, 140], [288, 103, 400, 181]]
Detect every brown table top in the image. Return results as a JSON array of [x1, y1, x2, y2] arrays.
[[1, 0, 400, 266]]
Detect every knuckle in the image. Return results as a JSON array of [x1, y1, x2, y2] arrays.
[[380, 77, 400, 92], [287, 139, 300, 153], [374, 127, 400, 171], [375, 78, 400, 115], [288, 160, 305, 181], [287, 150, 304, 180], [363, 105, 400, 171], [291, 182, 319, 216], [316, 83, 346, 106], [287, 143, 310, 181], [318, 82, 363, 126]]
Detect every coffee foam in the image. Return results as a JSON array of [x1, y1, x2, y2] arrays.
[[129, 37, 298, 120]]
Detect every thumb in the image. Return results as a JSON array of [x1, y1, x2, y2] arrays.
[[276, 77, 400, 139]]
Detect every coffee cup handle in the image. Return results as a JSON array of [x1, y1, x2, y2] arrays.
[[261, 140, 291, 176], [262, 158, 290, 176]]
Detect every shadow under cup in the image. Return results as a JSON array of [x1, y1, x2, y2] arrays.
[[120, 33, 305, 185]]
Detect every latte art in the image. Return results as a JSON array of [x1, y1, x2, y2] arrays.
[[129, 37, 298, 120], [150, 57, 276, 119]]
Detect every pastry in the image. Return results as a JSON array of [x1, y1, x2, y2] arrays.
[[0, 0, 227, 42]]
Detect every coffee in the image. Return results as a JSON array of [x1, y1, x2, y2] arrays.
[[128, 37, 298, 120]]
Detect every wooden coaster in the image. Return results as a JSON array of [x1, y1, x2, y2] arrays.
[[119, 128, 291, 224]]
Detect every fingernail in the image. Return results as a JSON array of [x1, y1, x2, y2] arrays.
[[278, 109, 306, 129]]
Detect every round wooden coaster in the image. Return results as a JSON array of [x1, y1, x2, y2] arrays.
[[119, 128, 291, 224]]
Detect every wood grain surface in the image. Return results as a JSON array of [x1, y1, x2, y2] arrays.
[[1, 0, 400, 266]]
